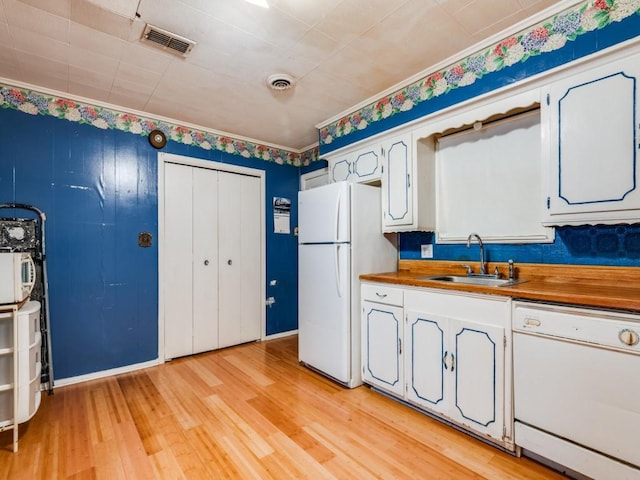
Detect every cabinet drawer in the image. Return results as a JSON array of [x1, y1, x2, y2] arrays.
[[362, 284, 403, 306]]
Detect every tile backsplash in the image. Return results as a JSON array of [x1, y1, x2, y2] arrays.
[[400, 224, 640, 266]]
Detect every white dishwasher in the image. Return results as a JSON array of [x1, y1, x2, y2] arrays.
[[512, 301, 640, 480]]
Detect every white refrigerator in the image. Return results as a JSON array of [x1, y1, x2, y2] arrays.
[[298, 181, 397, 387]]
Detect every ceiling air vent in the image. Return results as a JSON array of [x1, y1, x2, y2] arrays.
[[267, 74, 295, 91], [141, 24, 196, 57]]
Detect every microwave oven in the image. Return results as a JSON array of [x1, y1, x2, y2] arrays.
[[0, 252, 36, 304]]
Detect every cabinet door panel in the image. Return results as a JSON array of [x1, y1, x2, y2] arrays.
[[362, 301, 403, 396], [545, 52, 640, 223], [329, 157, 351, 183], [557, 74, 635, 205], [352, 149, 381, 182], [451, 320, 505, 440], [383, 135, 412, 226], [406, 312, 447, 416]]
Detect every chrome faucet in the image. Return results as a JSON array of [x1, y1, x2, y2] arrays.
[[466, 233, 486, 275]]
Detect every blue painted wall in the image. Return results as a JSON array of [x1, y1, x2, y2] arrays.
[[0, 107, 299, 380]]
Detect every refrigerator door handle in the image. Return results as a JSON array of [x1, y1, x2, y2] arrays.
[[334, 244, 342, 298], [334, 189, 342, 242]]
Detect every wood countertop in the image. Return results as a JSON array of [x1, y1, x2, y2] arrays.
[[360, 260, 640, 312]]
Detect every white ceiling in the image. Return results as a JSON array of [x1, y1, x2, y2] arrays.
[[0, 0, 560, 151]]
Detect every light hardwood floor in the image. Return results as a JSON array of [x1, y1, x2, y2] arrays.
[[0, 335, 567, 479]]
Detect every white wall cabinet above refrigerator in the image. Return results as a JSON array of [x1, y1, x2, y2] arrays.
[[327, 144, 382, 184], [542, 50, 640, 226]]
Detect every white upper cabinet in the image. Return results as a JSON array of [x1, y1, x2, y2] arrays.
[[382, 134, 411, 228], [326, 131, 434, 232], [327, 154, 352, 183], [543, 51, 640, 225], [326, 144, 383, 184], [381, 132, 434, 232], [352, 147, 382, 182]]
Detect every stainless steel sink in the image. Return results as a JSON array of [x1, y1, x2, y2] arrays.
[[418, 275, 527, 287]]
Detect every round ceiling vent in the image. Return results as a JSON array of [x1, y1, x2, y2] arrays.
[[267, 73, 295, 91]]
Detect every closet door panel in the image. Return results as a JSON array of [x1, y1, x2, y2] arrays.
[[218, 172, 261, 348], [239, 175, 262, 343], [192, 167, 219, 354], [164, 163, 195, 359]]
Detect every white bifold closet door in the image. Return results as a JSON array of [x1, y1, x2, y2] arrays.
[[217, 171, 261, 349], [164, 163, 261, 359]]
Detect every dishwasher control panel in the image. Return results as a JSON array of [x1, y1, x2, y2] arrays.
[[513, 301, 640, 354]]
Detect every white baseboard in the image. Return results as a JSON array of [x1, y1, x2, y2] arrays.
[[264, 329, 298, 340], [52, 358, 161, 388]]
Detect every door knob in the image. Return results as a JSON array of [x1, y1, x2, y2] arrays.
[[204, 259, 209, 266], [227, 259, 233, 265]]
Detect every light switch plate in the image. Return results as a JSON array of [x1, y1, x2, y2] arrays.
[[421, 244, 433, 258]]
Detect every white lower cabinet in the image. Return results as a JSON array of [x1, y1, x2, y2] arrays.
[[362, 283, 513, 450], [361, 284, 404, 397], [406, 310, 506, 442]]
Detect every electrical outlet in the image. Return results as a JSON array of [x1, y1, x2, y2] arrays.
[[421, 244, 433, 259]]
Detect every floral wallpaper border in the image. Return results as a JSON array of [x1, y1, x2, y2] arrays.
[[319, 0, 640, 147], [0, 83, 319, 167]]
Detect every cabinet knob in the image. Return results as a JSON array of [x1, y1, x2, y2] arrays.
[[618, 329, 639, 346], [204, 259, 209, 266], [227, 259, 233, 265]]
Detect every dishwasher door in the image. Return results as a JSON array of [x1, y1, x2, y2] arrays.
[[512, 302, 640, 471]]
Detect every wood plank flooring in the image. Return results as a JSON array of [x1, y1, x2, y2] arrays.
[[0, 335, 567, 479]]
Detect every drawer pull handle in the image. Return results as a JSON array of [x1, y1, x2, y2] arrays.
[[376, 293, 387, 298], [451, 353, 455, 372], [524, 318, 541, 327], [443, 351, 449, 370]]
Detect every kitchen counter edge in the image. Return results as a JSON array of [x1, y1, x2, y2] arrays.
[[360, 260, 640, 312]]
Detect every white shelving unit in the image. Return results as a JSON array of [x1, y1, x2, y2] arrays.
[[0, 303, 20, 452], [0, 300, 42, 452], [17, 301, 42, 424]]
